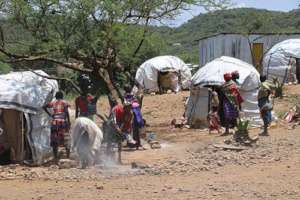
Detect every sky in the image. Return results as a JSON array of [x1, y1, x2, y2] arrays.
[[169, 0, 299, 27]]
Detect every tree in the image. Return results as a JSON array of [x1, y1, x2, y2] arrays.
[[0, 0, 231, 101]]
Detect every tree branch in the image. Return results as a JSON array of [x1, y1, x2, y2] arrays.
[[28, 69, 82, 94], [0, 47, 92, 73]]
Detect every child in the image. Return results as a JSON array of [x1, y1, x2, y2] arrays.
[[207, 106, 222, 134], [207, 87, 222, 134]]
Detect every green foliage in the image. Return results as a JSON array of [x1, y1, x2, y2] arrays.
[[0, 61, 12, 74], [236, 118, 250, 132], [156, 8, 300, 64]]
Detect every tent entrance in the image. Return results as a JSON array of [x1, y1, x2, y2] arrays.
[[158, 71, 180, 93], [0, 109, 31, 165], [252, 43, 264, 73]]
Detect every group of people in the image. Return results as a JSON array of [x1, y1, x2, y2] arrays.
[[43, 89, 99, 162], [207, 71, 273, 136], [44, 82, 145, 163]]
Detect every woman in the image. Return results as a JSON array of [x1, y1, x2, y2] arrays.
[[258, 75, 273, 136], [221, 73, 243, 135], [44, 91, 71, 162]]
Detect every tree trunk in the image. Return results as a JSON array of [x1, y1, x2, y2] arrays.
[[98, 69, 122, 104]]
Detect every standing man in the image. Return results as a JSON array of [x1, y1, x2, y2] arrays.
[[258, 75, 273, 136], [75, 74, 98, 120], [44, 91, 71, 162], [75, 91, 98, 120]]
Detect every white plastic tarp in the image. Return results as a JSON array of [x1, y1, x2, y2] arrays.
[[263, 39, 300, 83], [135, 56, 192, 92], [0, 70, 58, 164], [187, 56, 261, 126], [0, 70, 58, 114], [192, 56, 260, 90], [185, 87, 209, 126]]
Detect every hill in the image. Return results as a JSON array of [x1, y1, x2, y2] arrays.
[[156, 8, 300, 64]]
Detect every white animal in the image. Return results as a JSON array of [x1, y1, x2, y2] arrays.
[[71, 117, 103, 168]]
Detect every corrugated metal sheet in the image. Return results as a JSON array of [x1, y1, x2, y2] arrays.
[[199, 34, 300, 67]]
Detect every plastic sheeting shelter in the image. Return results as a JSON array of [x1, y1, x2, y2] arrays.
[[0, 70, 58, 165], [263, 39, 300, 83], [135, 56, 191, 93], [185, 56, 261, 127]]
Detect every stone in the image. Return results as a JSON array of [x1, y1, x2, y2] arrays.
[[217, 161, 223, 167], [58, 159, 77, 169], [96, 186, 104, 190], [131, 162, 149, 169]]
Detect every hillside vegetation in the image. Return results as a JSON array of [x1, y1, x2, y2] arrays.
[[157, 8, 300, 64]]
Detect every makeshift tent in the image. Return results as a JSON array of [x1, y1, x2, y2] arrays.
[[135, 56, 191, 93], [185, 56, 261, 127], [0, 70, 58, 165], [263, 39, 300, 83]]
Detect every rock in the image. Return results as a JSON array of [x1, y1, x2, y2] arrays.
[[224, 139, 232, 145], [58, 159, 77, 169], [131, 162, 149, 169], [217, 161, 223, 167], [96, 185, 104, 190], [274, 157, 281, 161], [8, 164, 19, 169], [49, 165, 59, 171]]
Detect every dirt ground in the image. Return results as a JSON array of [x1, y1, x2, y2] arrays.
[[1, 85, 300, 200]]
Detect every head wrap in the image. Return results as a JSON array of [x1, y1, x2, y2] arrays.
[[223, 73, 232, 82], [231, 71, 239, 79]]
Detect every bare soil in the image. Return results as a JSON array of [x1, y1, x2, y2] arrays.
[[1, 86, 300, 200]]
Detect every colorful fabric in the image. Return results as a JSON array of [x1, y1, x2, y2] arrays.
[[222, 81, 243, 108], [124, 93, 134, 103], [50, 121, 70, 147], [75, 94, 96, 117], [223, 73, 232, 82], [132, 104, 144, 128], [207, 111, 221, 131], [111, 105, 133, 132], [47, 100, 70, 147], [47, 100, 70, 120], [223, 98, 239, 120]]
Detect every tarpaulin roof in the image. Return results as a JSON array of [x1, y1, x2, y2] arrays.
[[135, 55, 191, 92], [192, 56, 260, 91], [0, 70, 58, 114], [263, 39, 300, 83]]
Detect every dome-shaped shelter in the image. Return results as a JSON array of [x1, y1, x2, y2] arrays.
[[263, 39, 300, 83], [0, 70, 58, 165], [135, 56, 191, 93], [185, 56, 261, 127]]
